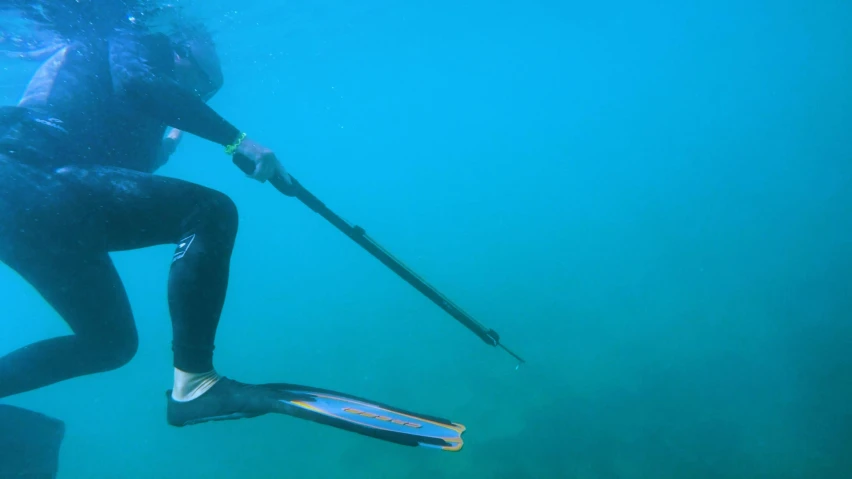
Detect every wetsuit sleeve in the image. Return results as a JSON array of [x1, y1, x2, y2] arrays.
[[108, 32, 241, 146]]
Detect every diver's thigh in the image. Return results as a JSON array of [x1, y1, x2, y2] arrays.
[[51, 165, 229, 251], [0, 154, 72, 250], [1, 243, 136, 341]]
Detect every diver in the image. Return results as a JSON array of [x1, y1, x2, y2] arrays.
[[0, 13, 292, 423], [0, 3, 466, 450]]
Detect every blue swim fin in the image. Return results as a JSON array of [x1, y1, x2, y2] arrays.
[[167, 378, 466, 451], [0, 405, 66, 478]]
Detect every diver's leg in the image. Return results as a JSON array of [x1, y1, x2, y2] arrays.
[[27, 165, 330, 428], [0, 155, 138, 398], [72, 166, 286, 425], [51, 166, 238, 399], [0, 157, 140, 400], [0, 250, 137, 398]]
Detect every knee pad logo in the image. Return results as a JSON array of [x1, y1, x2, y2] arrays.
[[173, 234, 196, 262]]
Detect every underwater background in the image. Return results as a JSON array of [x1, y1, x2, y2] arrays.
[[1, 0, 851, 477]]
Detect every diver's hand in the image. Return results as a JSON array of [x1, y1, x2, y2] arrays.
[[154, 128, 184, 170], [235, 137, 292, 185], [161, 128, 183, 157]]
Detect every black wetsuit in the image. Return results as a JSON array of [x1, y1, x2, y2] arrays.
[[0, 28, 243, 398]]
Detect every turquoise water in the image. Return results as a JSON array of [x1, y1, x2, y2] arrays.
[[2, 1, 851, 477]]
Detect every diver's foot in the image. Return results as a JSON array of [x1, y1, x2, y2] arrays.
[[166, 377, 280, 427]]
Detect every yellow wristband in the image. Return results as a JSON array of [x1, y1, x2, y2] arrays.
[[224, 132, 247, 155]]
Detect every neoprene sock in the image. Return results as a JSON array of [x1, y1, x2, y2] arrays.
[[171, 368, 220, 402]]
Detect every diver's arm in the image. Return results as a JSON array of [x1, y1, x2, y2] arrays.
[[110, 31, 291, 185], [121, 77, 240, 146], [109, 33, 241, 146]]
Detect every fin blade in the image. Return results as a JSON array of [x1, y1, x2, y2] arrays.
[[263, 384, 465, 451]]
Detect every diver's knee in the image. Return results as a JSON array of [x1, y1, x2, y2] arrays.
[[201, 190, 238, 242], [84, 330, 138, 372], [112, 332, 139, 368]]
